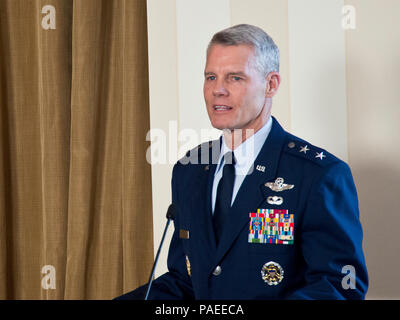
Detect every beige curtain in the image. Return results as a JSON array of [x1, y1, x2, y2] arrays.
[[0, 0, 153, 299]]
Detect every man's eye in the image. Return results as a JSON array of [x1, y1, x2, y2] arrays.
[[207, 76, 216, 81], [232, 76, 242, 81]]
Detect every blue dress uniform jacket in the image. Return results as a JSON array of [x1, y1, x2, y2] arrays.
[[118, 117, 368, 300]]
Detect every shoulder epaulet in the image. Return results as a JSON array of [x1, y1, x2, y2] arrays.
[[283, 135, 340, 167]]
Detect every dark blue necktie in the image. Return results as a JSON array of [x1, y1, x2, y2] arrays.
[[213, 151, 236, 245]]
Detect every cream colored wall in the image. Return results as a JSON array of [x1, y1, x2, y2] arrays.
[[146, 0, 178, 278], [288, 0, 348, 162], [147, 0, 400, 299], [345, 0, 400, 299]]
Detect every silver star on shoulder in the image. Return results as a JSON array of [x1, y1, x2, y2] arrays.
[[315, 152, 326, 160], [300, 145, 310, 154]]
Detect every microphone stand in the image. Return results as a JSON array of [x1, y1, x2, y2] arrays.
[[144, 204, 175, 300]]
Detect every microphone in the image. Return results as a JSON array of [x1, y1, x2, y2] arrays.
[[144, 203, 176, 300]]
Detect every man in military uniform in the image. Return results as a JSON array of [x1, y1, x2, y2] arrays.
[[117, 24, 368, 299]]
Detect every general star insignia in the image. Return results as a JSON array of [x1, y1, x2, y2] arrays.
[[265, 177, 294, 192], [299, 145, 310, 154], [315, 151, 326, 160]]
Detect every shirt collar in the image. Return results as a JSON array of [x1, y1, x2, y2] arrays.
[[216, 116, 273, 175]]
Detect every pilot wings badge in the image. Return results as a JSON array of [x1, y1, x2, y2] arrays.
[[265, 177, 294, 192]]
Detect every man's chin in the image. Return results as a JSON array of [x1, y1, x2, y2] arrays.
[[210, 120, 233, 131]]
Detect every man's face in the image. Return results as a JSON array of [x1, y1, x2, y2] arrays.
[[203, 44, 270, 132]]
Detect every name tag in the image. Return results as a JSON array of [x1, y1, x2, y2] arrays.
[[179, 229, 190, 239]]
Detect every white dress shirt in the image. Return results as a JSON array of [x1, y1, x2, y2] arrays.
[[211, 116, 273, 214]]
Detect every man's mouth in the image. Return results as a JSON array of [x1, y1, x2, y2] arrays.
[[213, 105, 233, 111]]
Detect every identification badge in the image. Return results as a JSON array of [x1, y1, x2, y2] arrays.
[[248, 209, 294, 244], [179, 229, 189, 239]]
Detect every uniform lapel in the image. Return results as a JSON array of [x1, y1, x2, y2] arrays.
[[213, 118, 287, 268], [190, 139, 222, 260]]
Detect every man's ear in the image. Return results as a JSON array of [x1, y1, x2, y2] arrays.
[[265, 72, 281, 98]]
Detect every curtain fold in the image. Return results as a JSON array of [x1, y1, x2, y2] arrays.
[[0, 0, 153, 299]]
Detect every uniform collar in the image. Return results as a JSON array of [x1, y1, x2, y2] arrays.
[[216, 116, 273, 176]]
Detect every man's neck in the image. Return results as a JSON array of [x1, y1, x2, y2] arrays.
[[222, 114, 271, 150]]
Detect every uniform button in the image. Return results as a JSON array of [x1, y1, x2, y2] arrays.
[[213, 266, 222, 276], [288, 142, 295, 148]]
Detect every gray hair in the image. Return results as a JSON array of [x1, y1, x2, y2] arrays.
[[207, 24, 280, 77]]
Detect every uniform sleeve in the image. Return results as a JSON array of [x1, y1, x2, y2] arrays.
[[286, 162, 368, 300], [115, 163, 194, 300]]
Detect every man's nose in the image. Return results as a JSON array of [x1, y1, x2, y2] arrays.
[[213, 81, 229, 96]]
